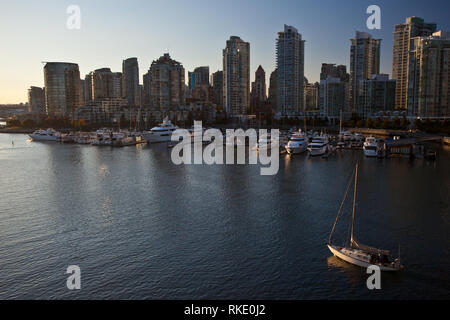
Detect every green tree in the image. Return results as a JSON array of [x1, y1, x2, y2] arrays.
[[365, 118, 373, 128], [382, 118, 391, 129], [7, 118, 21, 127], [374, 117, 382, 129]]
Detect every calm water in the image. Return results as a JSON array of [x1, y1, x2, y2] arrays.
[[0, 133, 449, 299]]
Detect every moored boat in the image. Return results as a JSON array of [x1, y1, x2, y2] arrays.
[[363, 136, 378, 157], [143, 117, 178, 143], [29, 128, 61, 141]]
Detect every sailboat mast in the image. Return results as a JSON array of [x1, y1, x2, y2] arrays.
[[350, 162, 358, 248]]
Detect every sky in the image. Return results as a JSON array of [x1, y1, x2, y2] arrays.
[[0, 0, 449, 104]]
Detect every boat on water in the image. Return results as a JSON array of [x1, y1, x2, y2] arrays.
[[350, 133, 363, 147], [75, 132, 94, 144], [143, 117, 178, 143], [112, 134, 146, 147], [307, 134, 329, 156], [60, 132, 77, 143], [285, 131, 308, 154], [29, 128, 61, 141], [363, 136, 378, 157], [327, 163, 404, 272], [339, 130, 353, 142]]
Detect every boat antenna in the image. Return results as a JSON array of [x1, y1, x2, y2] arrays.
[[328, 165, 355, 244], [350, 162, 359, 248]]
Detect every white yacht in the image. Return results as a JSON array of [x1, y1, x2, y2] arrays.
[[351, 133, 363, 147], [143, 118, 178, 143], [285, 132, 308, 154], [29, 128, 61, 141], [307, 134, 329, 157], [341, 130, 353, 142], [363, 136, 378, 157]]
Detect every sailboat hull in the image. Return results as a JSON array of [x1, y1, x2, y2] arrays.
[[327, 244, 401, 272]]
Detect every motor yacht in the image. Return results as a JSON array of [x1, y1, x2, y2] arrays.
[[363, 136, 378, 157], [307, 134, 329, 156], [285, 132, 308, 154], [29, 128, 61, 141], [143, 118, 178, 143]]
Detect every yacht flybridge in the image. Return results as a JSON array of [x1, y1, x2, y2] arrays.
[[143, 117, 178, 143], [327, 163, 404, 272]]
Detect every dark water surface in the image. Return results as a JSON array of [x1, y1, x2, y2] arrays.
[[0, 133, 449, 299]]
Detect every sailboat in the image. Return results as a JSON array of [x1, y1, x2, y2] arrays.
[[327, 163, 404, 272]]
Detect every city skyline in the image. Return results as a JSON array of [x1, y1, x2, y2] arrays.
[[0, 0, 449, 104]]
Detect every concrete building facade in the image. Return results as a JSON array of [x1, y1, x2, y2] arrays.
[[392, 17, 437, 111], [122, 57, 140, 107], [223, 36, 250, 116], [349, 31, 381, 114], [276, 25, 305, 116], [407, 31, 450, 117], [145, 53, 185, 112], [28, 86, 45, 114], [43, 62, 81, 116]]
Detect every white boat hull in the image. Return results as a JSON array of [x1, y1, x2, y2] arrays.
[[327, 244, 401, 272], [286, 144, 307, 154], [143, 133, 171, 143], [308, 146, 327, 157], [29, 134, 58, 141], [363, 147, 378, 157]]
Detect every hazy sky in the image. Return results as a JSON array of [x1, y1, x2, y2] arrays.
[[0, 0, 449, 103]]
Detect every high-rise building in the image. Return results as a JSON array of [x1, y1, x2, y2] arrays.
[[122, 57, 140, 107], [211, 70, 223, 108], [349, 31, 381, 114], [320, 77, 348, 120], [43, 62, 81, 116], [142, 72, 151, 107], [80, 79, 86, 105], [268, 68, 278, 111], [223, 36, 250, 115], [144, 53, 185, 111], [407, 31, 450, 117], [28, 86, 45, 114], [304, 80, 320, 111], [358, 74, 396, 117], [88, 68, 123, 101], [250, 65, 267, 111], [84, 74, 93, 102], [320, 63, 349, 82], [392, 17, 437, 111], [276, 25, 305, 115], [188, 66, 210, 90]]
